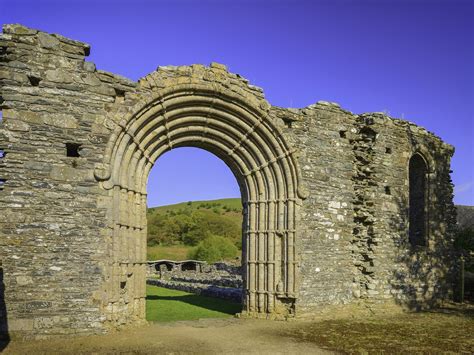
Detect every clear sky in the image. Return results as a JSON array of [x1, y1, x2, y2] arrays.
[[1, 0, 473, 206]]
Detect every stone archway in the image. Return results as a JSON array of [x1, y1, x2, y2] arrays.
[[94, 82, 304, 325]]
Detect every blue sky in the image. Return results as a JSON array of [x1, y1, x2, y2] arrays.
[[1, 0, 473, 206]]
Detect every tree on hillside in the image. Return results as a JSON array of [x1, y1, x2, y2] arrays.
[[187, 235, 238, 263]]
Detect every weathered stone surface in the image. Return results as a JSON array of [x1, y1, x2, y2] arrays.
[[37, 32, 60, 49], [83, 61, 96, 73], [0, 25, 457, 339]]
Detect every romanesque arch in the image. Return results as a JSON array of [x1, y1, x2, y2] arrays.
[[94, 82, 304, 323]]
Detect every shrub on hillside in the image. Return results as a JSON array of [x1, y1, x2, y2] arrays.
[[187, 235, 238, 263]]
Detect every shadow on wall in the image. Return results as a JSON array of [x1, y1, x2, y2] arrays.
[[0, 262, 10, 350], [389, 185, 458, 310], [351, 116, 458, 311]]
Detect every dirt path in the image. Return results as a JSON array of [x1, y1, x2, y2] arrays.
[[3, 318, 332, 354]]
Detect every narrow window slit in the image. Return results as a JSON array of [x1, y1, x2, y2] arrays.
[[384, 186, 391, 195], [66, 143, 81, 157], [409, 154, 428, 247], [385, 147, 392, 154], [339, 130, 346, 138]]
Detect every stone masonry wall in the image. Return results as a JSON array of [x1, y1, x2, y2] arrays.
[[0, 25, 457, 338], [273, 103, 356, 310], [274, 107, 456, 312], [0, 24, 137, 338], [359, 114, 456, 307]]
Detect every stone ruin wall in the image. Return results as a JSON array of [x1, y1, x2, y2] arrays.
[[0, 25, 456, 338], [282, 105, 456, 311], [147, 261, 243, 302]]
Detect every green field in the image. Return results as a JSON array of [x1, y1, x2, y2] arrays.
[[146, 285, 242, 322], [147, 245, 194, 260]]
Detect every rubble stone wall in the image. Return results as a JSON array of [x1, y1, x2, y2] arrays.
[[147, 262, 243, 302], [0, 25, 456, 338]]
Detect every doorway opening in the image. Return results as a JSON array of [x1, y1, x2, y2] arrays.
[[145, 147, 244, 321]]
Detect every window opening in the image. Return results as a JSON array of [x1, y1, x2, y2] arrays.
[[409, 154, 428, 246], [66, 143, 81, 157], [28, 75, 41, 86], [114, 88, 125, 103]]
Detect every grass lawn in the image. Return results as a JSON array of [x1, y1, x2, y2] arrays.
[[146, 285, 242, 322], [147, 245, 193, 260]]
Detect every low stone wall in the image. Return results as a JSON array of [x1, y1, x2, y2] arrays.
[[213, 262, 242, 275], [169, 274, 242, 288], [147, 261, 243, 302], [147, 279, 242, 303]]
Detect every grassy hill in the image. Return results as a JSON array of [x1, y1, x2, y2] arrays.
[[147, 198, 242, 261], [149, 198, 242, 214]]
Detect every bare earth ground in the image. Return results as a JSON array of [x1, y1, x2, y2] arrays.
[[3, 302, 474, 354], [3, 318, 330, 355]]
